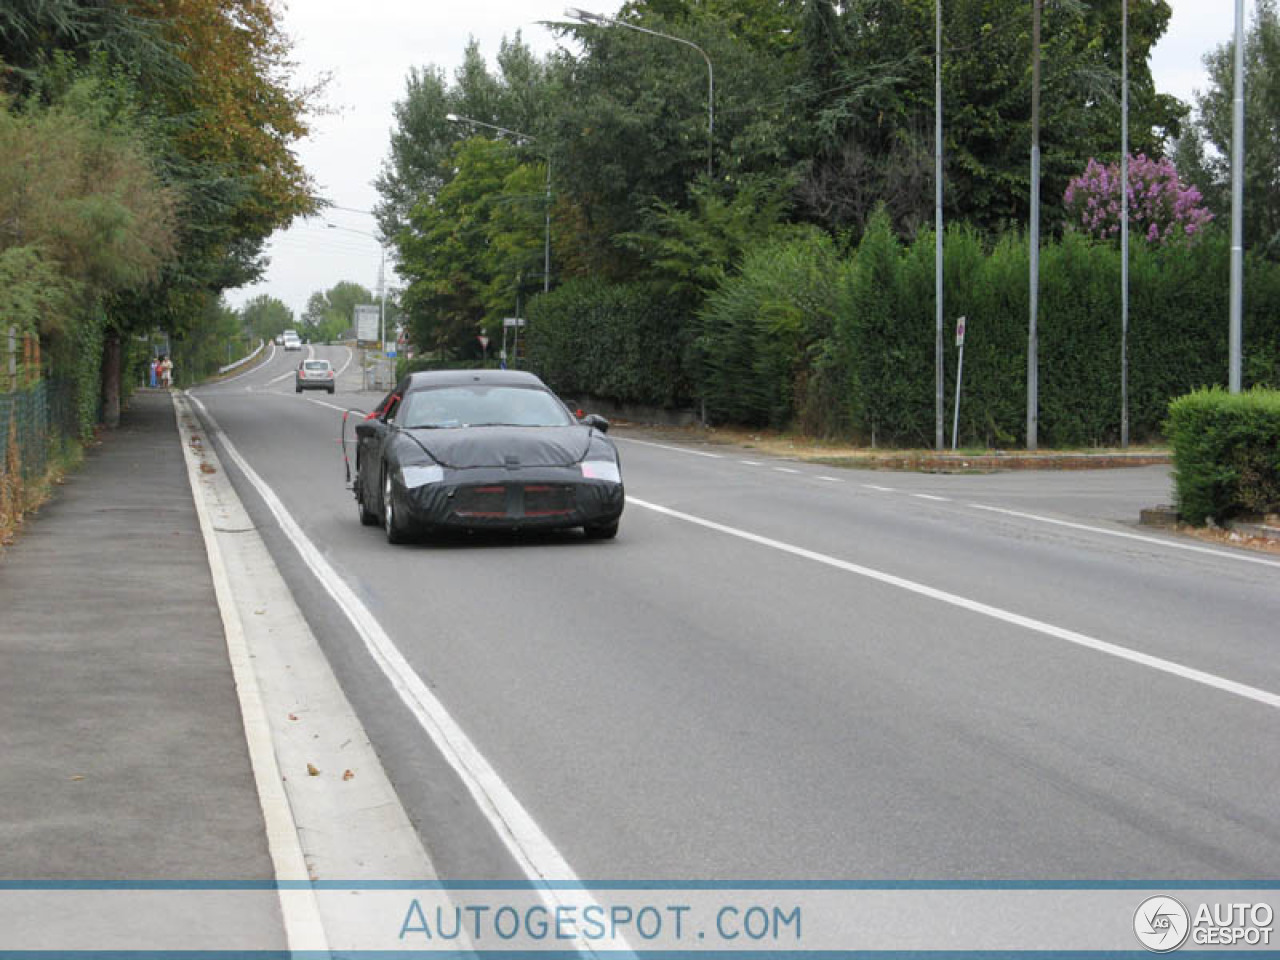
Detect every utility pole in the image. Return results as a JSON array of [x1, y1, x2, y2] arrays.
[[1120, 0, 1130, 447], [935, 0, 945, 452], [1229, 0, 1245, 392], [1027, 0, 1041, 451]]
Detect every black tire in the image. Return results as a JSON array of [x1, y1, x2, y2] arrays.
[[383, 470, 413, 544], [355, 471, 378, 526], [327, 386, 335, 395], [295, 385, 302, 394], [583, 520, 619, 540]]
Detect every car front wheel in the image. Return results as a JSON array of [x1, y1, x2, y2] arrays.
[[383, 471, 412, 544], [355, 471, 379, 526]]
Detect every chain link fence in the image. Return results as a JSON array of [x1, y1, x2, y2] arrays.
[[1, 378, 78, 521]]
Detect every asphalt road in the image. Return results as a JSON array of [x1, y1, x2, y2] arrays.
[[191, 345, 1280, 884]]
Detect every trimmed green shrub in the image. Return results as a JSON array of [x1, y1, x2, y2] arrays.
[[1166, 387, 1280, 525], [697, 227, 844, 429], [525, 278, 691, 407]]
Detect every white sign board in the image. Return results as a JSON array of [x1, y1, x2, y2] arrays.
[[354, 305, 379, 344], [955, 315, 967, 347], [503, 317, 526, 328]]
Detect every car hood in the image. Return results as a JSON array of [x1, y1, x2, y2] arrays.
[[405, 426, 594, 469]]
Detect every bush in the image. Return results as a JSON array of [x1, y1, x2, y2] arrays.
[[697, 228, 844, 428], [525, 278, 691, 407], [1166, 387, 1280, 525]]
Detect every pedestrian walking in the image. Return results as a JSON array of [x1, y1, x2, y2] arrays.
[[159, 356, 173, 389], [149, 357, 158, 388]]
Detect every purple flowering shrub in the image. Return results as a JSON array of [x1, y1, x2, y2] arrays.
[[1063, 154, 1213, 244]]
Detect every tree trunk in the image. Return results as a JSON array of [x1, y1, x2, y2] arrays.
[[101, 331, 121, 429]]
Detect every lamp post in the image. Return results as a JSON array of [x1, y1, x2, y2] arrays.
[[446, 113, 552, 294], [327, 221, 388, 387], [1229, 0, 1245, 392], [1121, 0, 1130, 447], [935, 0, 945, 451], [566, 7, 714, 180]]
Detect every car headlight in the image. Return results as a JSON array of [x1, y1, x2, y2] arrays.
[[580, 460, 621, 483], [400, 463, 444, 488]]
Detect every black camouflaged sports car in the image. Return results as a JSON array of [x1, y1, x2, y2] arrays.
[[351, 370, 624, 543]]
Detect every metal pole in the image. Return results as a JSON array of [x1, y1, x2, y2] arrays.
[[378, 247, 387, 386], [706, 54, 714, 179], [1120, 0, 1130, 447], [544, 160, 552, 293], [935, 0, 945, 452], [952, 336, 965, 452], [1027, 0, 1041, 451], [1229, 0, 1245, 393]]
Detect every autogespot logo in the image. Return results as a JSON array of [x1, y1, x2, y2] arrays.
[[1135, 896, 1191, 952]]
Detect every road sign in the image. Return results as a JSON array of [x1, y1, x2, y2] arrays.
[[955, 315, 967, 347], [354, 305, 379, 344], [478, 335, 490, 349], [503, 317, 526, 328]]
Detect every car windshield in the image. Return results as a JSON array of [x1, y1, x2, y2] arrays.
[[304, 361, 329, 371], [403, 385, 574, 429]]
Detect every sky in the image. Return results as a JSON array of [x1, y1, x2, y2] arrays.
[[225, 0, 1246, 324]]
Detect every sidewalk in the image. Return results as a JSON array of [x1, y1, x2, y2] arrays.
[[0, 390, 277, 882]]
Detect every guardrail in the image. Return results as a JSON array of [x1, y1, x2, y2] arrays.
[[218, 340, 266, 375]]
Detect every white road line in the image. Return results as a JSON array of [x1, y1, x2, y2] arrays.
[[740, 460, 763, 466], [627, 496, 1280, 711], [173, 395, 327, 952], [864, 484, 896, 492], [616, 437, 723, 459], [816, 476, 844, 483], [305, 397, 352, 413], [332, 346, 354, 377], [969, 503, 1280, 569], [774, 467, 802, 475], [267, 369, 295, 385], [187, 395, 627, 957], [912, 493, 951, 502]]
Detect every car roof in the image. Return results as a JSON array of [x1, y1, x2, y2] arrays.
[[403, 369, 547, 390]]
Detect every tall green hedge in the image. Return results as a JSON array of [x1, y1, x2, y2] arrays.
[[1166, 387, 1280, 524], [525, 226, 1280, 448], [525, 278, 691, 407]]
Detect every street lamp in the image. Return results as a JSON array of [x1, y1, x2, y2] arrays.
[[326, 221, 389, 387], [565, 7, 714, 180], [446, 113, 552, 294]]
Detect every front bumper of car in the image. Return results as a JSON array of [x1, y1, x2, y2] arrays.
[[392, 463, 624, 533]]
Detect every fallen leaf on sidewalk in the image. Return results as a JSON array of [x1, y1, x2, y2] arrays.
[[342, 769, 354, 781], [200, 463, 217, 474], [69, 775, 85, 781], [288, 713, 298, 721], [307, 763, 320, 776]]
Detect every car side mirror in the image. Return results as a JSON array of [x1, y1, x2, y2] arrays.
[[580, 413, 610, 433]]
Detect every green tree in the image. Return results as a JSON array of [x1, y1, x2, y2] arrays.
[[375, 34, 552, 239], [239, 295, 294, 343], [548, 11, 799, 278], [397, 138, 520, 358], [2, 0, 318, 424], [301, 282, 374, 343], [791, 0, 1181, 237], [1184, 0, 1280, 258]]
